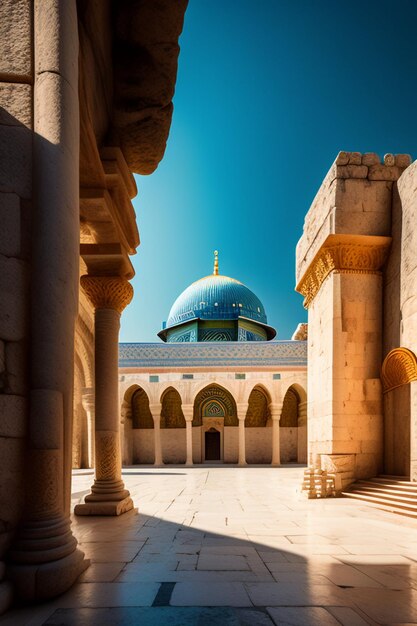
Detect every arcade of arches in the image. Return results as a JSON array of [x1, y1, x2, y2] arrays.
[[118, 382, 308, 466]]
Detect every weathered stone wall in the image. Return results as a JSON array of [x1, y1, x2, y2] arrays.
[[0, 0, 32, 607], [245, 428, 272, 464], [296, 152, 409, 485], [224, 427, 238, 463], [396, 162, 417, 479], [161, 428, 186, 464], [280, 428, 298, 463], [133, 430, 154, 464]]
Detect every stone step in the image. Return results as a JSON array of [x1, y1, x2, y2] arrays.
[[353, 482, 417, 497], [369, 476, 414, 487], [347, 488, 417, 506], [342, 491, 417, 518]]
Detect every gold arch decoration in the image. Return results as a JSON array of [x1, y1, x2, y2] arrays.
[[381, 347, 417, 393], [296, 234, 391, 309], [161, 388, 185, 428], [245, 388, 270, 427], [132, 388, 154, 429], [194, 385, 237, 427]]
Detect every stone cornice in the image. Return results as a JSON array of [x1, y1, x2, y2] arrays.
[[381, 347, 417, 393], [81, 276, 133, 313], [296, 234, 391, 308]]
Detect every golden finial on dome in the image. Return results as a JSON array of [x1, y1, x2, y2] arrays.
[[213, 250, 219, 276]]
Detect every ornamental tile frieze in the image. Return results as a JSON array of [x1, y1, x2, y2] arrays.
[[296, 234, 391, 308], [119, 339, 307, 369]]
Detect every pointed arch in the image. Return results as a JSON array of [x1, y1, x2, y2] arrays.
[[193, 383, 237, 427], [131, 386, 153, 429], [161, 386, 185, 428], [245, 385, 271, 427], [382, 347, 417, 393]]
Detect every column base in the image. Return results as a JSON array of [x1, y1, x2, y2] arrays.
[[74, 496, 134, 516], [8, 548, 88, 603]]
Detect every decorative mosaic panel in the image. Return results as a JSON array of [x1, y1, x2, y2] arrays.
[[203, 400, 225, 417], [119, 340, 307, 369], [199, 328, 235, 342], [193, 385, 238, 427]]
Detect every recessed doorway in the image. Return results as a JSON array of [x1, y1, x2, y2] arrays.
[[205, 428, 220, 461]]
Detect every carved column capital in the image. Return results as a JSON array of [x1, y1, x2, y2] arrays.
[[236, 402, 249, 420], [182, 404, 194, 422], [269, 402, 283, 421], [80, 276, 133, 313], [296, 234, 391, 308]]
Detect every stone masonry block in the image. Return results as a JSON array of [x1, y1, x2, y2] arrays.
[[361, 153, 380, 166], [0, 83, 32, 128], [0, 193, 20, 257], [0, 395, 27, 437], [0, 1, 32, 81], [5, 341, 27, 395], [0, 341, 4, 373], [0, 126, 32, 198], [368, 165, 402, 181], [0, 255, 28, 341]]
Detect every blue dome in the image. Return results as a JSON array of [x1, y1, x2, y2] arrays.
[[166, 274, 268, 327]]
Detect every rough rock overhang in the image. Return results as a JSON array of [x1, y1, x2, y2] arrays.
[[111, 0, 189, 174]]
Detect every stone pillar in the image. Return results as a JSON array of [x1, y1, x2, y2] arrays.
[[150, 403, 163, 466], [297, 232, 391, 483], [7, 0, 89, 602], [121, 402, 133, 466], [82, 388, 95, 468], [270, 403, 283, 466], [75, 276, 134, 516], [297, 401, 308, 464], [182, 404, 194, 466], [237, 403, 248, 466]]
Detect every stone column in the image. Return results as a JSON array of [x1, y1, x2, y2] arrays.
[[237, 403, 248, 466], [8, 0, 88, 602], [270, 403, 283, 466], [182, 404, 194, 466], [75, 276, 134, 516], [82, 387, 95, 468], [121, 402, 133, 466], [297, 401, 308, 464], [150, 403, 163, 466]]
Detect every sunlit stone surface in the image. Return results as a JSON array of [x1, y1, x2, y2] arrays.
[[5, 467, 417, 625]]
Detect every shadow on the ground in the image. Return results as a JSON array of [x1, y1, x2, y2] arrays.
[[3, 468, 417, 626]]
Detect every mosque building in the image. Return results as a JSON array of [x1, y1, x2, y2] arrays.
[[118, 253, 308, 466]]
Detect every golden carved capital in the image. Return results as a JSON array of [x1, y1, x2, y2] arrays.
[[296, 234, 391, 308], [381, 347, 417, 393], [80, 276, 133, 313]]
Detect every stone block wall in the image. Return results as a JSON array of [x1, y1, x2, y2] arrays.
[[133, 430, 154, 464], [245, 428, 272, 464], [0, 0, 32, 592], [296, 152, 410, 486], [161, 428, 186, 464]]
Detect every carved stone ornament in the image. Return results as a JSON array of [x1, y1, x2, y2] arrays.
[[381, 347, 417, 393], [296, 235, 391, 308], [80, 275, 133, 313]]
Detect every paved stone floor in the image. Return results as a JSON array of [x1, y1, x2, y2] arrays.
[[3, 466, 417, 625]]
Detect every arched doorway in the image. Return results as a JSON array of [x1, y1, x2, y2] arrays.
[[161, 387, 186, 463], [245, 386, 271, 464], [130, 387, 154, 464], [382, 347, 417, 478], [280, 385, 307, 463], [193, 385, 237, 463]]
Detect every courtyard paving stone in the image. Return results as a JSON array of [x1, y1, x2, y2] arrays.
[[3, 465, 417, 625]]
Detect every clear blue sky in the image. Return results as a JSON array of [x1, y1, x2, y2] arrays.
[[120, 0, 417, 343]]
